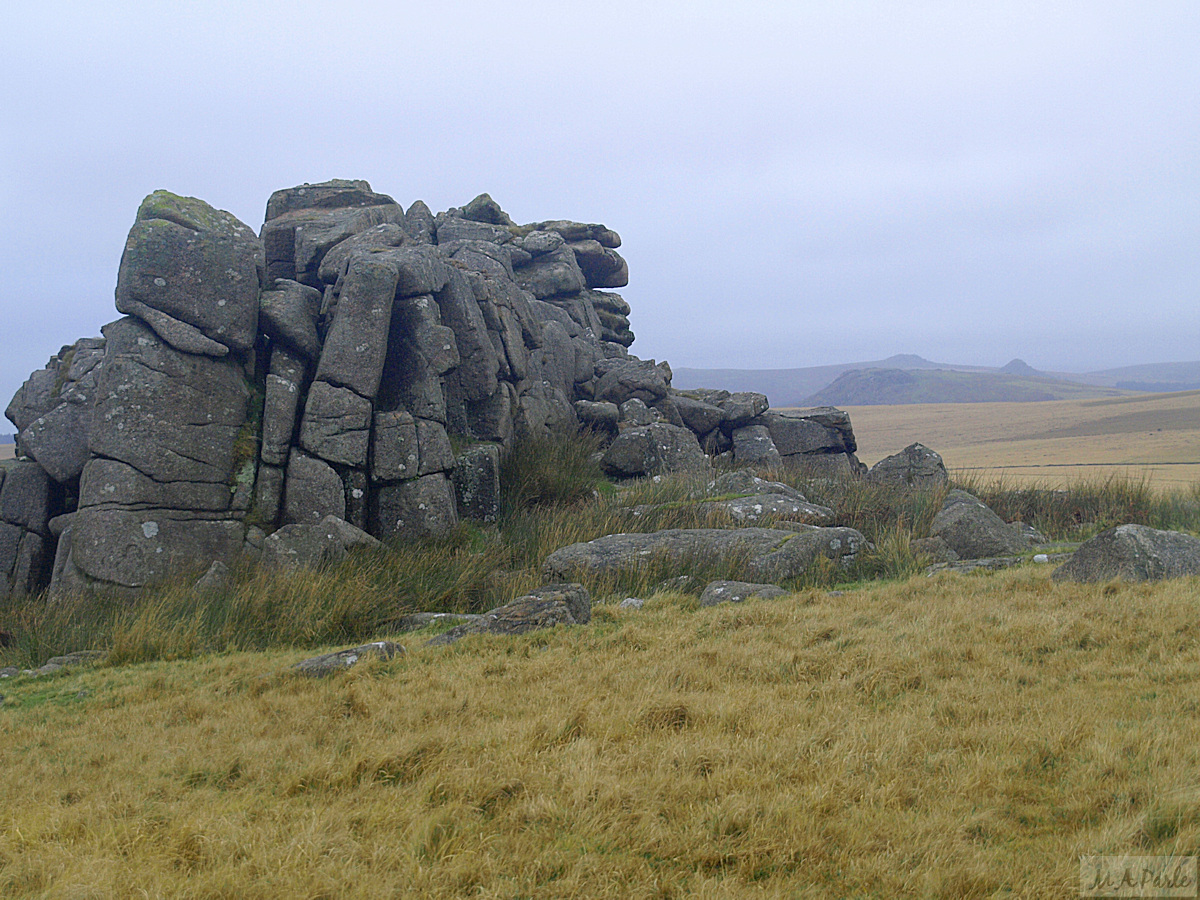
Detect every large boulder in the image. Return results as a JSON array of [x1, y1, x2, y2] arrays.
[[370, 473, 458, 539], [6, 337, 106, 483], [258, 279, 323, 361], [1052, 525, 1200, 583], [929, 490, 1028, 560], [261, 515, 379, 572], [754, 408, 854, 462], [731, 425, 783, 468], [594, 358, 669, 406], [542, 526, 865, 583], [867, 443, 948, 488], [314, 254, 400, 398], [282, 451, 346, 526], [115, 191, 262, 356], [452, 443, 501, 523], [66, 508, 245, 590], [265, 179, 396, 222], [260, 346, 309, 468], [513, 245, 586, 299], [261, 203, 406, 287], [88, 317, 250, 486], [601, 423, 710, 477], [298, 381, 373, 468]]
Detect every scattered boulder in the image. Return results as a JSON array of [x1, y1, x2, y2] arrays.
[[698, 580, 787, 607], [929, 490, 1029, 560], [22, 650, 105, 679], [1052, 524, 1200, 583], [293, 641, 404, 677], [426, 584, 592, 646], [867, 443, 949, 488]]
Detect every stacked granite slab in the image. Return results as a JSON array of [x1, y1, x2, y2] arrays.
[[2, 179, 863, 601]]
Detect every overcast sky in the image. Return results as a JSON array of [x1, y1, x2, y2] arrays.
[[2, 1, 1197, 409]]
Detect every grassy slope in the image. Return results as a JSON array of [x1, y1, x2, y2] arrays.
[[3, 568, 1200, 898], [1, 436, 1199, 896], [834, 389, 1200, 488]]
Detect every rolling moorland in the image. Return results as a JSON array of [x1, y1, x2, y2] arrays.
[[838, 388, 1200, 490]]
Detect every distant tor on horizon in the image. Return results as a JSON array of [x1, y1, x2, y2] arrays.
[[671, 356, 1200, 406]]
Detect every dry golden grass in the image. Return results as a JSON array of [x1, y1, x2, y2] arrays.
[[833, 389, 1200, 489], [0, 443, 14, 461], [4, 567, 1200, 898]]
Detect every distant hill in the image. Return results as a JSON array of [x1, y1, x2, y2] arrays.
[[673, 356, 1200, 406], [1066, 361, 1200, 391], [671, 354, 993, 406], [998, 358, 1044, 377], [803, 368, 1132, 406]]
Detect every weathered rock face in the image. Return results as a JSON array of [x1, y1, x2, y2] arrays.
[[4, 179, 863, 600], [1052, 524, 1200, 583]]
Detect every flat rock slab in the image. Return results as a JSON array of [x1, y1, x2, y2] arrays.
[[1052, 524, 1200, 583], [927, 552, 1074, 577], [699, 580, 788, 607], [392, 612, 485, 633], [703, 494, 835, 524], [293, 641, 404, 677], [427, 584, 591, 646], [542, 526, 865, 584]]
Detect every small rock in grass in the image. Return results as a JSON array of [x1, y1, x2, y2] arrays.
[[698, 580, 787, 608], [293, 641, 405, 677]]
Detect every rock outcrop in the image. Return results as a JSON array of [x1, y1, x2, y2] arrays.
[[3, 179, 864, 601]]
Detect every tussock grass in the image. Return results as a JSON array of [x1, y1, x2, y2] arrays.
[[954, 471, 1200, 540], [4, 568, 1200, 896]]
